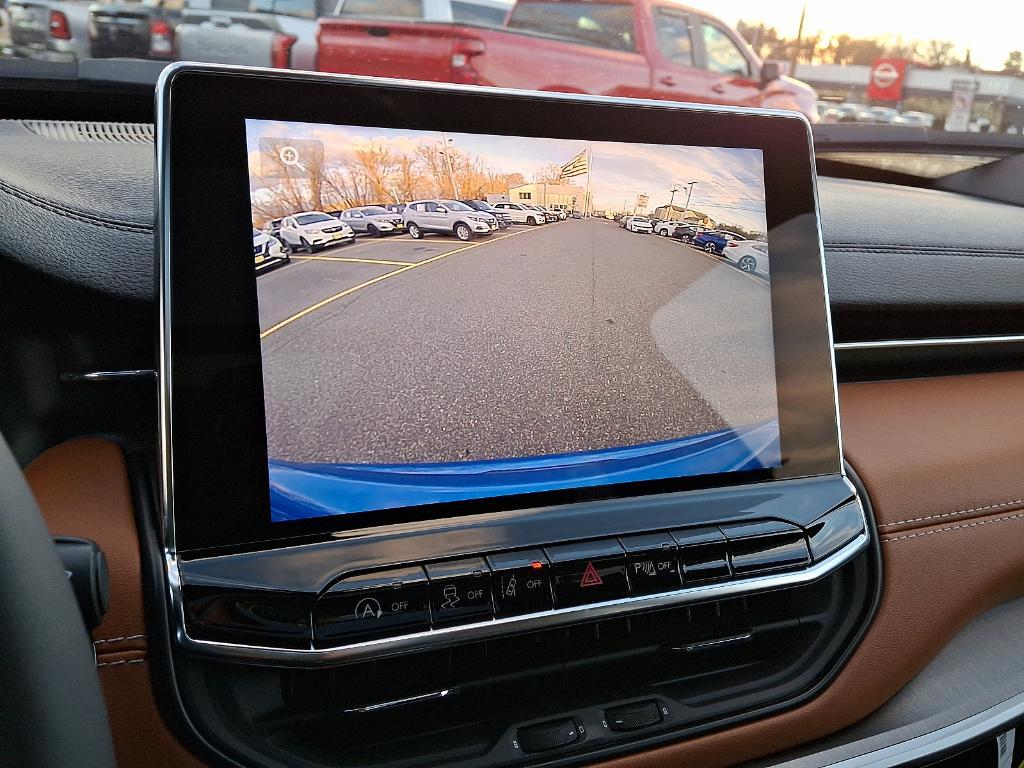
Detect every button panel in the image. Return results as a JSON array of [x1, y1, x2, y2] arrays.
[[605, 700, 664, 732], [487, 549, 553, 617], [314, 566, 430, 647], [619, 533, 681, 595], [425, 557, 493, 626], [720, 521, 810, 574], [517, 718, 581, 753], [298, 514, 857, 649], [546, 539, 629, 607], [673, 526, 731, 584]]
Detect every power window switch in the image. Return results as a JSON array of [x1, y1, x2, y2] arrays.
[[605, 700, 664, 732], [517, 718, 581, 753]]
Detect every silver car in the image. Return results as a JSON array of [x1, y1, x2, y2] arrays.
[[334, 206, 405, 237], [402, 199, 498, 241]]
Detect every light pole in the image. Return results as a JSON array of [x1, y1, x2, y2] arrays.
[[668, 185, 680, 218], [439, 132, 460, 199], [682, 181, 698, 221]]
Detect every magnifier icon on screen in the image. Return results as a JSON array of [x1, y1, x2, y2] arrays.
[[278, 145, 306, 173]]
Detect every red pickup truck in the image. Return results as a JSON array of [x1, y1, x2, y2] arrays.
[[316, 0, 817, 120]]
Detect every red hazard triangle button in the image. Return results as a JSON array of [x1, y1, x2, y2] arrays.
[[579, 561, 604, 587]]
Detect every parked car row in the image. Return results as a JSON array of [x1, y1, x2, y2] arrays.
[[2, 0, 819, 121], [3, 0, 178, 64], [608, 214, 769, 277], [817, 101, 937, 127], [252, 197, 575, 266]]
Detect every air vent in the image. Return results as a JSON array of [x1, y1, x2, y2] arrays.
[[19, 120, 154, 144], [177, 553, 876, 768]]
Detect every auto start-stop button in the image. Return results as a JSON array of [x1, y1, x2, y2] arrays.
[[313, 566, 429, 647]]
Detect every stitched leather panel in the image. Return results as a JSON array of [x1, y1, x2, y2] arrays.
[[0, 120, 153, 300], [25, 438, 206, 767], [840, 372, 1024, 534]]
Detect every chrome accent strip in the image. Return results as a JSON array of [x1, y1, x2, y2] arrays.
[[60, 369, 157, 382], [835, 334, 1024, 351], [676, 632, 753, 653], [157, 63, 176, 555], [776, 688, 1024, 768], [344, 689, 454, 714], [805, 108, 848, 484], [166, 531, 867, 667]]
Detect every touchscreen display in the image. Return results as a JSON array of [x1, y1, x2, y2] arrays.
[[246, 119, 780, 523]]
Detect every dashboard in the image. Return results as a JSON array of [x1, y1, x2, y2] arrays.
[[1, 69, 1023, 768]]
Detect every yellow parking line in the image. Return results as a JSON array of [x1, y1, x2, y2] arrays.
[[260, 227, 539, 339], [293, 256, 414, 266]]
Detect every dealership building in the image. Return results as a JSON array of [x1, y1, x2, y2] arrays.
[[652, 204, 715, 227], [507, 182, 587, 211], [792, 62, 1024, 132]]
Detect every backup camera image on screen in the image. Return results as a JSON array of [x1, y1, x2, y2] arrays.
[[246, 119, 780, 523]]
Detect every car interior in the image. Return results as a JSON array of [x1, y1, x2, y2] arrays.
[[1, 16, 1024, 768]]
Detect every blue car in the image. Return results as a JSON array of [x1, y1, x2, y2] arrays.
[[693, 230, 744, 255]]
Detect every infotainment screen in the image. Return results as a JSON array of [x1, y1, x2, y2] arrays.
[[160, 67, 841, 552], [245, 119, 779, 523]]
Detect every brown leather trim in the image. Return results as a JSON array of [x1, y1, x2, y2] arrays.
[[26, 438, 206, 768], [595, 373, 1024, 767], [22, 372, 1024, 768], [98, 660, 206, 767], [840, 372, 1024, 534], [596, 510, 1024, 768]]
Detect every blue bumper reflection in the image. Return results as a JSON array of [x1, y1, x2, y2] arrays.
[[270, 420, 780, 522]]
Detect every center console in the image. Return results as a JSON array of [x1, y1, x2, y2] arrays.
[[157, 65, 879, 767]]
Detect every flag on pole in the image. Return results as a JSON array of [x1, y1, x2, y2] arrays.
[[560, 150, 589, 179]]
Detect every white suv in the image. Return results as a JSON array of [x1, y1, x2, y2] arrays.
[[402, 199, 498, 241], [278, 211, 355, 252], [493, 202, 546, 226]]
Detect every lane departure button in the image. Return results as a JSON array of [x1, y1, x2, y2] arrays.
[[425, 557, 493, 626], [314, 566, 429, 647], [545, 539, 628, 607], [487, 549, 553, 617]]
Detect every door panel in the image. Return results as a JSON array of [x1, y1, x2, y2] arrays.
[[647, 6, 705, 102]]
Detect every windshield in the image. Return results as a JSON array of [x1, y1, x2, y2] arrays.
[[4, 1, 1020, 152], [442, 200, 475, 211], [359, 206, 390, 214], [295, 213, 333, 224]]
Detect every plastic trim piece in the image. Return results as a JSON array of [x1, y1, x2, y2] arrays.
[[166, 531, 868, 667]]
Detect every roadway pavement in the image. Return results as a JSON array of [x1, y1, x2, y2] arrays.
[[257, 218, 775, 465]]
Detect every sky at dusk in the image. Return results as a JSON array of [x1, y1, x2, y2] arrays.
[[246, 120, 767, 233], [712, 0, 1020, 71]]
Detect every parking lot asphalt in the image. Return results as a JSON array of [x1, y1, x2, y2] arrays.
[[258, 218, 775, 464]]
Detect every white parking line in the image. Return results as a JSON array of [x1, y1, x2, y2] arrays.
[[680, 242, 769, 287]]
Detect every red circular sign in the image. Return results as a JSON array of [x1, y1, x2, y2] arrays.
[[872, 62, 900, 89]]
